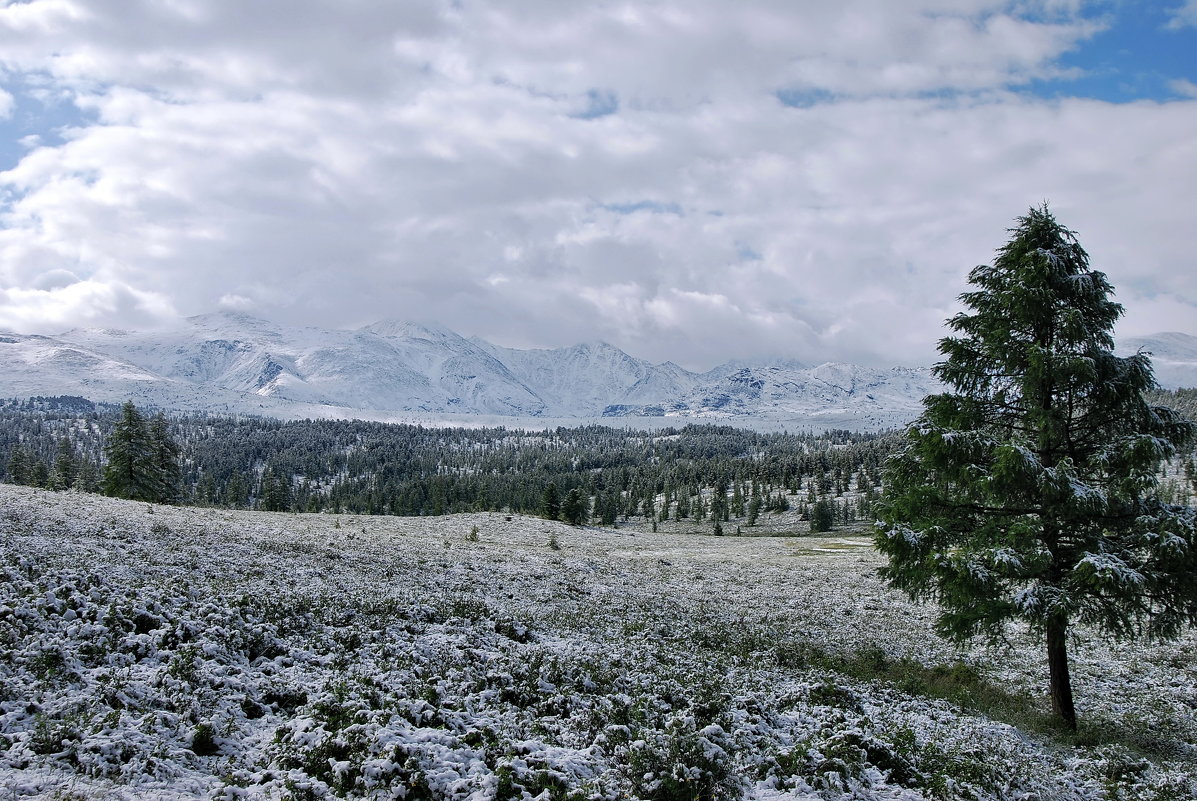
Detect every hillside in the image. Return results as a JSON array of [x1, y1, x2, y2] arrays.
[[1, 485, 1194, 800]]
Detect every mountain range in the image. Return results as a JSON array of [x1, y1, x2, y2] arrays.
[[1, 311, 1193, 430]]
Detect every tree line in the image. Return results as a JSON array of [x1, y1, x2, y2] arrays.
[[0, 397, 905, 528]]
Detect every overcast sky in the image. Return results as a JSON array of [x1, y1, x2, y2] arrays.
[[1, 0, 1194, 370]]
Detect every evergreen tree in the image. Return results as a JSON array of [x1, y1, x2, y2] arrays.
[[101, 401, 159, 501], [731, 483, 745, 517], [597, 491, 619, 526], [51, 438, 77, 490], [259, 464, 291, 511], [675, 490, 690, 519], [226, 471, 250, 508], [747, 496, 762, 526], [149, 413, 182, 503], [876, 205, 1197, 730], [561, 488, 588, 526], [809, 498, 835, 533], [75, 458, 99, 493], [29, 455, 49, 488], [540, 482, 561, 521], [7, 445, 32, 485]]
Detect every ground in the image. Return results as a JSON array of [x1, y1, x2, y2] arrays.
[[0, 484, 1194, 800]]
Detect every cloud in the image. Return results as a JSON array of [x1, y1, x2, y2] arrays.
[[0, 1, 1193, 370], [0, 279, 175, 334], [1165, 0, 1197, 30], [1171, 78, 1197, 98]]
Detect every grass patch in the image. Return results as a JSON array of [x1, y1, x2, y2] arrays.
[[776, 641, 1051, 733], [777, 640, 1193, 762]]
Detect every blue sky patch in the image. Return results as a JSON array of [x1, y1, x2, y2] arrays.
[[570, 89, 619, 119], [0, 82, 91, 172], [775, 88, 837, 109], [602, 200, 683, 216], [1030, 4, 1197, 102]]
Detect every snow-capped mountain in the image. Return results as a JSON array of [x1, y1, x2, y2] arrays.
[[1117, 332, 1197, 390], [1, 314, 1191, 429], [475, 339, 702, 417]]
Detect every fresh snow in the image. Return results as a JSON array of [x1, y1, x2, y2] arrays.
[[2, 485, 1195, 800], [0, 313, 939, 431]]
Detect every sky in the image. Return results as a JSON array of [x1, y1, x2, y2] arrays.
[[0, 0, 1194, 371]]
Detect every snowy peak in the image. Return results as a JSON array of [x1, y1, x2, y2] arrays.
[[477, 338, 701, 417], [364, 319, 463, 344], [4, 314, 1191, 429]]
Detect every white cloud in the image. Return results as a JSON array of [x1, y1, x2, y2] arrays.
[[1171, 78, 1197, 98], [0, 279, 175, 333], [0, 1, 1193, 369], [1165, 0, 1197, 30]]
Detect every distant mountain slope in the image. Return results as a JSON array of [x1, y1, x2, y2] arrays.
[[2, 314, 1192, 428], [1117, 332, 1197, 389], [476, 339, 701, 417], [602, 362, 938, 432]]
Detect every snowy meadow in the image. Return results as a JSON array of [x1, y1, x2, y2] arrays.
[[1, 484, 1194, 800]]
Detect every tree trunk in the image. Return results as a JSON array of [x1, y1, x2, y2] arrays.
[[1046, 616, 1077, 730]]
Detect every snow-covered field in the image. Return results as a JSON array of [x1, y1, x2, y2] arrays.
[[1, 484, 1194, 800]]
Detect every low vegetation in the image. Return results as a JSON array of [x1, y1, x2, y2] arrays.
[[1, 485, 1194, 799]]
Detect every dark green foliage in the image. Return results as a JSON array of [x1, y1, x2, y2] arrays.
[[595, 491, 619, 526], [746, 496, 761, 526], [540, 482, 561, 521], [48, 438, 77, 490], [258, 464, 292, 512], [561, 487, 588, 526], [6, 445, 35, 485], [876, 205, 1197, 730], [149, 413, 182, 503], [809, 499, 835, 533], [1, 398, 900, 523], [98, 402, 183, 504], [101, 402, 160, 501], [191, 723, 219, 756]]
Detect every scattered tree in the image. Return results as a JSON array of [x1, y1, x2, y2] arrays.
[[49, 438, 77, 490], [561, 487, 589, 526], [7, 445, 33, 486], [150, 413, 182, 503], [101, 401, 160, 501], [540, 482, 561, 521], [809, 499, 835, 533], [100, 401, 183, 504]]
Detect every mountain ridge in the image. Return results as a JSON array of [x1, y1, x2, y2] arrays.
[[2, 313, 1193, 431]]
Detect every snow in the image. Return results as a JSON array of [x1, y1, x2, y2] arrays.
[[1076, 552, 1146, 586], [1, 484, 1195, 800], [0, 315, 942, 431]]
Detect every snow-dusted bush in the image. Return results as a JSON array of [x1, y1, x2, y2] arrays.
[[1, 485, 1195, 800]]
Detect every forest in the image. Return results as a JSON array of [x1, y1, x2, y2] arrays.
[[0, 396, 903, 529], [3, 390, 1193, 530]]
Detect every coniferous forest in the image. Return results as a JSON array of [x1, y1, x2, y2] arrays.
[[2, 391, 1194, 529], [0, 396, 904, 526]]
